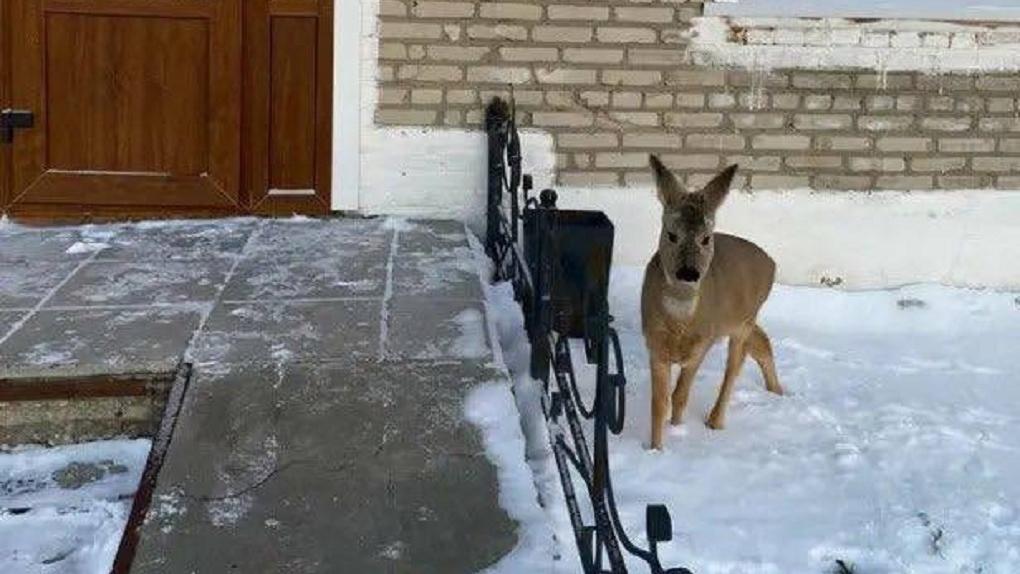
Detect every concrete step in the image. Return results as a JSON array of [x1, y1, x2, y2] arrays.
[[0, 370, 177, 445], [129, 359, 517, 573]]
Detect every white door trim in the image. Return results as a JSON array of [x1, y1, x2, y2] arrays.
[[333, 0, 362, 211]]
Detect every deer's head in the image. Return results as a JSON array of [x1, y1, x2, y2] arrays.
[[649, 155, 737, 291]]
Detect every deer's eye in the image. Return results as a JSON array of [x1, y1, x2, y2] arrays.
[[667, 232, 678, 243], [700, 235, 711, 246]]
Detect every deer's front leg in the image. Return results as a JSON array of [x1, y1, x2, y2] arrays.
[[671, 341, 710, 426], [649, 353, 671, 450]]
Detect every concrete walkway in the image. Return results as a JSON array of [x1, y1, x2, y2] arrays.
[[0, 217, 517, 572]]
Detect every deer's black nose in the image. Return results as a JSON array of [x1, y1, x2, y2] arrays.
[[675, 267, 700, 282]]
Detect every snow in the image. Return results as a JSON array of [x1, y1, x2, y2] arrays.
[[378, 218, 404, 359], [480, 259, 1020, 573], [708, 0, 1020, 22], [65, 241, 109, 255], [688, 16, 1020, 73], [0, 439, 151, 574], [450, 309, 491, 359], [465, 382, 574, 574]]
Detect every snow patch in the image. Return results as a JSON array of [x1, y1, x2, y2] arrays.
[[689, 16, 1020, 73], [482, 263, 1020, 572], [464, 383, 570, 574], [450, 309, 490, 359], [64, 241, 109, 255], [0, 440, 151, 574], [381, 216, 417, 232]]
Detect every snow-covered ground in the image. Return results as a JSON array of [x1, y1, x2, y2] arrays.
[[480, 264, 1020, 573], [0, 440, 150, 573]]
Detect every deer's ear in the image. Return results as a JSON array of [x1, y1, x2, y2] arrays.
[[649, 155, 683, 207], [700, 164, 738, 213]]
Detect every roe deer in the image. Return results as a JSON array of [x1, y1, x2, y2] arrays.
[[641, 156, 783, 450]]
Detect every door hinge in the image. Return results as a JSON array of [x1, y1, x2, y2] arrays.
[[1, 109, 34, 144]]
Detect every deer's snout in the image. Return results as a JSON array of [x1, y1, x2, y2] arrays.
[[675, 267, 701, 283]]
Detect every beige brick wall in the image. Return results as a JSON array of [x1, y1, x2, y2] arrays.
[[375, 1, 1020, 190]]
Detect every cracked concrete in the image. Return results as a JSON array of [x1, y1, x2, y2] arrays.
[[0, 217, 519, 572], [132, 361, 515, 574]]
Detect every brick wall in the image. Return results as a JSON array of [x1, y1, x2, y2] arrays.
[[375, 1, 1020, 190]]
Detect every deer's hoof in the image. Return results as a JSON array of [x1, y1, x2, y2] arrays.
[[705, 416, 725, 431]]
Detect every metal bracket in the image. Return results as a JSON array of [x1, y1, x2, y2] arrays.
[[1, 109, 34, 144]]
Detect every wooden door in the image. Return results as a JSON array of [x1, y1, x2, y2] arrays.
[[244, 0, 333, 215], [7, 0, 243, 219]]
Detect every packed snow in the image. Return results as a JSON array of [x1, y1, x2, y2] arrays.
[[478, 262, 1020, 573], [0, 440, 151, 574]]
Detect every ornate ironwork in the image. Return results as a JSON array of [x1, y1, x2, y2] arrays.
[[485, 97, 692, 574]]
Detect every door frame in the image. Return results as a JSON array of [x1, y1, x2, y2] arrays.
[[334, 0, 360, 212], [1, 0, 10, 210]]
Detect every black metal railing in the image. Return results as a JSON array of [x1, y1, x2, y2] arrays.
[[484, 97, 692, 574]]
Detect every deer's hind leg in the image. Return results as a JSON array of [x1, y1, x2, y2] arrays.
[[747, 323, 783, 396], [706, 330, 749, 430]]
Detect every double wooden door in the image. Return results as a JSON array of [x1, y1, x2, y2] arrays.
[[0, 0, 332, 219]]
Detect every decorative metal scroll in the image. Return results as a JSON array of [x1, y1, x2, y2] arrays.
[[485, 97, 692, 574]]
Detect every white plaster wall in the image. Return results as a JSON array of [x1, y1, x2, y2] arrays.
[[556, 186, 1020, 290], [335, 2, 1020, 290]]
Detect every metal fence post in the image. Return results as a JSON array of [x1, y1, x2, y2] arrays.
[[485, 99, 509, 259]]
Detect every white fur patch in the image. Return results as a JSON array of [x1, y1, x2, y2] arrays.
[[662, 295, 696, 319]]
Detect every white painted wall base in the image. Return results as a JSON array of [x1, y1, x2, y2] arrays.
[[556, 187, 1020, 290], [359, 128, 556, 223]]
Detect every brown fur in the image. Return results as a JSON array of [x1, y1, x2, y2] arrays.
[[642, 157, 783, 449]]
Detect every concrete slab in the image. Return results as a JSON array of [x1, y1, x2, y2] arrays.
[[0, 261, 80, 309], [392, 220, 482, 300], [401, 219, 472, 255], [0, 307, 203, 378], [387, 297, 492, 361], [247, 218, 390, 260], [0, 226, 93, 263], [222, 255, 386, 302], [190, 300, 380, 366], [1, 217, 524, 574], [132, 360, 516, 574], [96, 219, 258, 261], [0, 311, 26, 338], [46, 259, 232, 308], [393, 248, 482, 301]]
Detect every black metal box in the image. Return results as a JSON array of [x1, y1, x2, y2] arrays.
[[524, 209, 615, 338]]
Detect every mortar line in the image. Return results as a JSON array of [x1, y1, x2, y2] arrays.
[[0, 251, 101, 348], [41, 302, 209, 312], [183, 220, 265, 360], [378, 226, 401, 361], [220, 295, 384, 305]]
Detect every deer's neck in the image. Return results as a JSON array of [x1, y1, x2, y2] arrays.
[[661, 279, 700, 321]]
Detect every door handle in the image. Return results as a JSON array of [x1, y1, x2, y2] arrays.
[[1, 109, 34, 144]]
